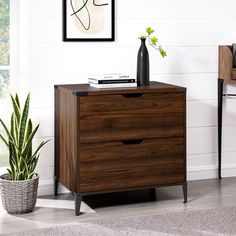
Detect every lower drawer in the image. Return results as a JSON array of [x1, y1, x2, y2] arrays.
[[79, 138, 185, 193]]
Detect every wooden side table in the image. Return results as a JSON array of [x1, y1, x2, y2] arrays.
[[54, 81, 187, 215]]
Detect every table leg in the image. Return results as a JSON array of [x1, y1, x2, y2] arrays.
[[75, 193, 82, 216], [54, 177, 58, 196], [218, 78, 224, 179], [182, 182, 187, 203]]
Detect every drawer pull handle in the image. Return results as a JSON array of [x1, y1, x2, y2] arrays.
[[122, 93, 143, 98], [122, 139, 144, 145]]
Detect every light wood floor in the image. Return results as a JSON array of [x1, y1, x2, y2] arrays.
[[1, 177, 236, 234]]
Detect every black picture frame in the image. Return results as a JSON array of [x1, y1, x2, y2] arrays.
[[63, 0, 115, 41]]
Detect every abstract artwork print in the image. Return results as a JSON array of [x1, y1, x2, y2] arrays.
[[63, 0, 114, 41]]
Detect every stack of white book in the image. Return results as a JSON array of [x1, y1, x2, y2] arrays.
[[88, 74, 137, 88]]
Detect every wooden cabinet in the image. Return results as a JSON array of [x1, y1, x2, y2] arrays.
[[54, 82, 187, 215]]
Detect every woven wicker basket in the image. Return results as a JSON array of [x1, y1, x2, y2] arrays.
[[0, 173, 39, 214]]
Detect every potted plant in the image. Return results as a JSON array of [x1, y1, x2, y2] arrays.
[[0, 93, 48, 214]]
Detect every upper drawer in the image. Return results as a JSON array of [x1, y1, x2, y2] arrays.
[[79, 92, 185, 118], [79, 113, 184, 143]]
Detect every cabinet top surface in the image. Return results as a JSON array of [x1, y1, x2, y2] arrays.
[[55, 81, 186, 96]]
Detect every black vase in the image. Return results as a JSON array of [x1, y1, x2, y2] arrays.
[[137, 38, 149, 86]]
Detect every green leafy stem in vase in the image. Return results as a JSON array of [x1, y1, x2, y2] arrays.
[[139, 27, 167, 58]]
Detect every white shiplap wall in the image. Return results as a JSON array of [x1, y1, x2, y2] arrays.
[[15, 0, 236, 195]]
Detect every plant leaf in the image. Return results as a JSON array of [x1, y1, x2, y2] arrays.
[[0, 118, 11, 139], [146, 27, 154, 35], [0, 119, 17, 148], [17, 171, 24, 181], [10, 113, 16, 142], [10, 94, 21, 125], [159, 46, 167, 57], [18, 93, 30, 151], [22, 124, 39, 158], [0, 133, 9, 147], [25, 119, 32, 158], [27, 154, 39, 179], [7, 168, 13, 180], [31, 140, 49, 158], [21, 157, 29, 179], [28, 172, 35, 180], [9, 158, 16, 180], [15, 94, 20, 110], [138, 35, 146, 39], [150, 36, 158, 46]]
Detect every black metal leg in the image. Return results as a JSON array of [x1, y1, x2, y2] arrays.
[[75, 193, 82, 216], [182, 182, 187, 203], [150, 188, 156, 200], [54, 177, 58, 196], [218, 78, 224, 179]]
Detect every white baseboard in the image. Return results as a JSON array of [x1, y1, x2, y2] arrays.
[[37, 166, 236, 196], [38, 180, 70, 196], [188, 165, 236, 180], [38, 180, 54, 196]]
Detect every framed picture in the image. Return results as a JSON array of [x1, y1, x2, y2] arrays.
[[63, 0, 115, 41]]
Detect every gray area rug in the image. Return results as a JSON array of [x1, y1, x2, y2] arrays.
[[3, 207, 236, 236]]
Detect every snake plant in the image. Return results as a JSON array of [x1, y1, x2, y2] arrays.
[[0, 93, 48, 181]]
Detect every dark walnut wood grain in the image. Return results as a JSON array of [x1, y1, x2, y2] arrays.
[[55, 87, 80, 192], [80, 113, 184, 143], [55, 82, 187, 210], [57, 81, 185, 96], [79, 138, 184, 192], [79, 92, 185, 143], [80, 93, 184, 117]]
